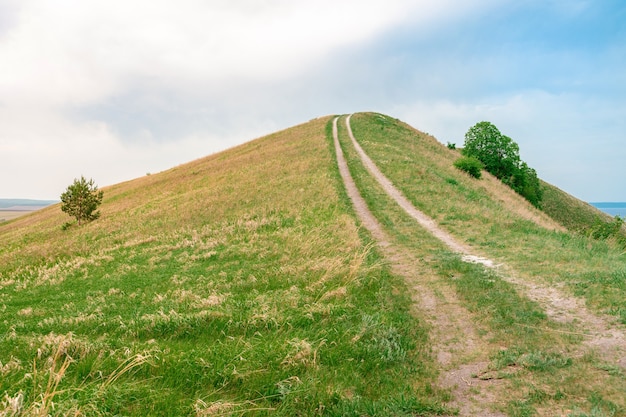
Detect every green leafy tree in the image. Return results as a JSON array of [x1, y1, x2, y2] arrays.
[[463, 122, 521, 181], [60, 176, 104, 226], [511, 162, 543, 208], [462, 121, 543, 208]]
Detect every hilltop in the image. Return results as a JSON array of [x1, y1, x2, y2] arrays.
[[1, 113, 624, 416]]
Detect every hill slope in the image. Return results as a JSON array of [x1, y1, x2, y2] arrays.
[[337, 113, 625, 415], [0, 116, 443, 416], [541, 180, 622, 231], [1, 113, 625, 416]]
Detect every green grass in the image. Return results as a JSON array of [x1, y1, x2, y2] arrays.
[[541, 181, 612, 233], [541, 181, 626, 250], [1, 112, 624, 416], [0, 117, 447, 416], [348, 112, 626, 325], [338, 113, 626, 416]]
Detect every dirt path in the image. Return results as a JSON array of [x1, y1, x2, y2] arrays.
[[344, 115, 495, 268], [333, 117, 507, 416], [343, 114, 626, 371]]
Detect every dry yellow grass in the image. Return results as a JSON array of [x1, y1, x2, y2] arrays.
[[471, 170, 564, 232], [0, 115, 360, 271], [2, 115, 445, 415], [4, 112, 622, 416]]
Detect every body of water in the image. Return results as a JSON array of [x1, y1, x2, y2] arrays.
[[590, 202, 626, 217]]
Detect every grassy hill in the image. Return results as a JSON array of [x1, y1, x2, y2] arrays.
[[541, 181, 626, 239], [0, 117, 442, 416], [1, 113, 624, 416]]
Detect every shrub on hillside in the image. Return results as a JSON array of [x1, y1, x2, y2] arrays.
[[509, 162, 543, 208], [454, 156, 483, 179], [591, 215, 625, 240]]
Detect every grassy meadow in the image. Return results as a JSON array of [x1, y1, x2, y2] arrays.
[[339, 113, 625, 416], [348, 113, 626, 326], [1, 112, 624, 416], [0, 117, 447, 416]]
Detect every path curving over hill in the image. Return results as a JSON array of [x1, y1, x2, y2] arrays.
[[344, 115, 498, 268], [333, 116, 507, 416], [343, 114, 626, 372]]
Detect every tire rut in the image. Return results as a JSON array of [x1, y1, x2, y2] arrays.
[[333, 116, 507, 416], [343, 114, 626, 372]]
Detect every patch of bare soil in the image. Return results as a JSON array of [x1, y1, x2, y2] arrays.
[[344, 114, 626, 372], [333, 117, 507, 416]]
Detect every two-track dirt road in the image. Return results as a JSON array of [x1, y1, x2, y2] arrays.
[[333, 114, 626, 416]]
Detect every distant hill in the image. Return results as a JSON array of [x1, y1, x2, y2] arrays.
[[0, 199, 58, 221], [0, 198, 58, 209]]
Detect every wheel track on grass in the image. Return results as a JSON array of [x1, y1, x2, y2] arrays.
[[333, 116, 507, 417], [343, 113, 626, 372]]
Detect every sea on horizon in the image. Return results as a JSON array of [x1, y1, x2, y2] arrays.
[[590, 202, 626, 218]]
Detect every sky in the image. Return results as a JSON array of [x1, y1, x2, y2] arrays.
[[1, 0, 624, 202]]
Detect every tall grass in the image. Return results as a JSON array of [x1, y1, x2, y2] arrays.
[[340, 113, 626, 416], [0, 117, 447, 415], [348, 112, 626, 324]]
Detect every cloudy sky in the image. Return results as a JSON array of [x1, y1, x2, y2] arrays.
[[1, 0, 624, 201]]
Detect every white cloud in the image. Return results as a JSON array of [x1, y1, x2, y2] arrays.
[[1, 0, 624, 202], [0, 104, 239, 199], [1, 0, 497, 199], [0, 0, 469, 106]]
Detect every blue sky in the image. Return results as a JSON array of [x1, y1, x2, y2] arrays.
[[1, 0, 624, 201]]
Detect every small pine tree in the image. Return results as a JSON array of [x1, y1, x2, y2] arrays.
[[60, 176, 104, 226]]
